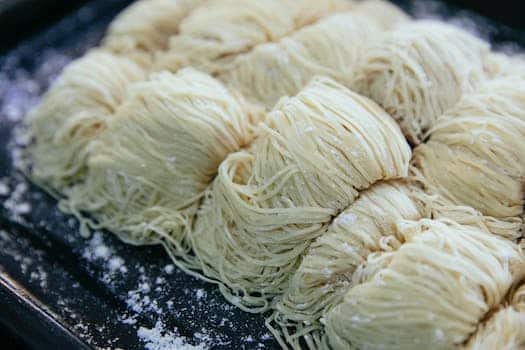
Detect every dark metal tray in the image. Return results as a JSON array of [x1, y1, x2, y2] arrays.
[[0, 1, 523, 349]]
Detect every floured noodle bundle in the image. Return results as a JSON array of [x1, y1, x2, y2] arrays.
[[272, 183, 522, 349], [218, 14, 375, 109], [484, 52, 525, 79], [464, 308, 525, 349], [412, 80, 525, 220], [451, 77, 525, 122], [26, 50, 145, 193], [429, 200, 523, 242], [62, 69, 261, 250], [192, 77, 411, 311], [103, 0, 201, 65], [464, 283, 525, 349], [154, 0, 351, 74], [270, 181, 428, 349], [413, 117, 525, 218], [24, 1, 525, 349], [349, 0, 410, 30], [325, 219, 525, 350], [218, 0, 408, 109], [352, 20, 489, 144]]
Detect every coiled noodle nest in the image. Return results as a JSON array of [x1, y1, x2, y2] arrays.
[[217, 0, 409, 109], [62, 68, 261, 250], [270, 180, 429, 349], [464, 306, 525, 350], [192, 77, 411, 311], [103, 0, 202, 65], [412, 78, 525, 220], [26, 50, 145, 193], [154, 0, 351, 73], [464, 283, 525, 349], [352, 20, 489, 144], [325, 219, 525, 350], [217, 13, 378, 109]]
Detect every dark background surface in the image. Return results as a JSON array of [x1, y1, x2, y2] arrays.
[[0, 0, 524, 349], [452, 0, 524, 29], [0, 0, 523, 54], [0, 0, 90, 52]]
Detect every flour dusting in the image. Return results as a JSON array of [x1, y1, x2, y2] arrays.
[[138, 321, 209, 350]]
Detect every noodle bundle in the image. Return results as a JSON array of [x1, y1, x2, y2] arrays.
[[349, 0, 410, 31], [352, 20, 489, 144], [412, 80, 525, 219], [24, 1, 525, 348], [217, 0, 408, 109], [449, 77, 525, 122], [103, 0, 202, 65], [429, 200, 523, 242], [484, 52, 525, 80], [217, 14, 376, 109], [464, 283, 525, 350], [192, 77, 411, 311], [26, 50, 145, 193], [271, 183, 522, 349], [270, 180, 428, 349], [62, 69, 261, 249], [464, 307, 525, 350], [154, 0, 351, 73], [325, 219, 525, 350]]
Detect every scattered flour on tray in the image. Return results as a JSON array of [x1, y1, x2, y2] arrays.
[[0, 178, 9, 196], [82, 232, 128, 276], [1, 177, 32, 219], [125, 276, 162, 316], [0, 229, 48, 289], [138, 321, 209, 350], [195, 288, 206, 300]]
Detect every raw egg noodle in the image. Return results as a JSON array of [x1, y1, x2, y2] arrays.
[[154, 0, 352, 74], [412, 79, 525, 219], [464, 283, 525, 350], [325, 219, 525, 350], [269, 180, 429, 349], [61, 68, 261, 254], [26, 50, 145, 193], [192, 76, 410, 312], [217, 0, 409, 109], [103, 0, 203, 66], [24, 1, 525, 349], [352, 20, 490, 144]]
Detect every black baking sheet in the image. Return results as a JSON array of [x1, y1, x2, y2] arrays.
[[0, 1, 523, 349]]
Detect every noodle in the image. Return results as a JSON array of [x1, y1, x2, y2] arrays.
[[154, 0, 351, 73], [325, 219, 525, 350], [192, 77, 411, 312], [26, 50, 145, 194], [270, 180, 429, 349], [464, 307, 525, 350], [464, 282, 525, 350], [412, 79, 525, 220], [23, 3, 525, 349], [352, 20, 489, 144], [217, 0, 408, 109], [103, 0, 202, 66], [61, 68, 261, 250]]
